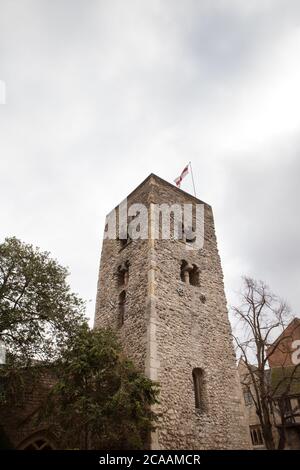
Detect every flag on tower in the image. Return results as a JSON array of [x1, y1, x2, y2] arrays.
[[174, 164, 189, 188]]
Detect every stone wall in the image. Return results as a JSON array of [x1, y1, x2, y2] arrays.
[[94, 174, 251, 450], [0, 368, 58, 449], [94, 178, 152, 370]]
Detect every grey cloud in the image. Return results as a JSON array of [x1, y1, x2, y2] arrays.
[[0, 0, 300, 322], [219, 137, 300, 314]]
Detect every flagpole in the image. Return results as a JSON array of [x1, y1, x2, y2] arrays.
[[189, 161, 197, 198]]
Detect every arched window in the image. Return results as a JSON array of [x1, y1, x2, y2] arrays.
[[118, 290, 126, 327], [180, 260, 190, 283], [189, 264, 200, 287], [243, 389, 253, 406], [179, 222, 196, 244], [120, 238, 127, 248], [185, 225, 196, 244], [118, 230, 131, 249], [180, 261, 200, 287], [18, 432, 57, 450], [192, 368, 205, 411], [117, 261, 129, 287]]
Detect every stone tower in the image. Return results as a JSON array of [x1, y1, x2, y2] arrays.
[[94, 174, 250, 449]]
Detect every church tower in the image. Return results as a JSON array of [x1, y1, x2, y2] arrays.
[[94, 174, 250, 449]]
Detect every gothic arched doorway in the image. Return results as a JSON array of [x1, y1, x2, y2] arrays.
[[18, 432, 57, 450]]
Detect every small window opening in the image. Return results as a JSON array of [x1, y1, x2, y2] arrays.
[[180, 261, 200, 286], [243, 389, 253, 406], [119, 234, 131, 248], [185, 225, 196, 243], [180, 260, 190, 283], [189, 264, 200, 287], [118, 290, 126, 327], [120, 238, 127, 248], [117, 261, 129, 287], [177, 222, 185, 241], [250, 426, 263, 446], [118, 226, 131, 248], [192, 367, 205, 411]]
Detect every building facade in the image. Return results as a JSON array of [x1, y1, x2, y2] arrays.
[[238, 318, 300, 449], [94, 173, 250, 449]]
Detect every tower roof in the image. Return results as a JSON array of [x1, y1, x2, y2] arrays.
[[125, 173, 208, 207]]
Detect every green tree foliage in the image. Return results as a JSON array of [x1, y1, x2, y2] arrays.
[[0, 237, 158, 449], [44, 325, 159, 449], [0, 237, 86, 365]]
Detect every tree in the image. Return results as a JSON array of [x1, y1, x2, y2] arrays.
[[0, 237, 86, 365], [233, 276, 299, 450], [42, 325, 159, 450]]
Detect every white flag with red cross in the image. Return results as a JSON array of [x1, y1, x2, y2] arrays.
[[174, 164, 189, 188]]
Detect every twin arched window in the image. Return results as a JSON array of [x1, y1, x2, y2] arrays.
[[180, 260, 200, 286]]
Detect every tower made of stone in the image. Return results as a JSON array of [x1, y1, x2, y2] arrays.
[[94, 174, 250, 449]]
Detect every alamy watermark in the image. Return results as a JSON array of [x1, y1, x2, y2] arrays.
[[104, 199, 204, 251], [0, 80, 6, 104]]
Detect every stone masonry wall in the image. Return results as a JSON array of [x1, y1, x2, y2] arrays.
[[94, 174, 251, 449], [94, 178, 153, 370], [0, 368, 58, 449], [149, 176, 250, 449]]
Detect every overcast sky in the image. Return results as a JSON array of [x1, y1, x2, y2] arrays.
[[1, 0, 300, 324]]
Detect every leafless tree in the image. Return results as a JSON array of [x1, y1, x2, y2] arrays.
[[233, 276, 300, 450]]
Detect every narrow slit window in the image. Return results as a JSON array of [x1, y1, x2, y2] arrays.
[[178, 222, 185, 241], [117, 261, 129, 287], [118, 290, 126, 327], [192, 368, 205, 411], [118, 229, 131, 248]]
